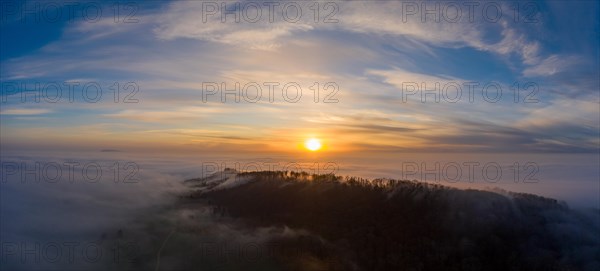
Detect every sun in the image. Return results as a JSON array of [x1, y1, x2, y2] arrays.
[[305, 138, 322, 151]]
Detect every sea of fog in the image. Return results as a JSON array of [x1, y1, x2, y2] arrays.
[[0, 150, 598, 270]]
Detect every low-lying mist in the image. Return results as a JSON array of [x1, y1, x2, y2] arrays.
[[1, 152, 598, 270]]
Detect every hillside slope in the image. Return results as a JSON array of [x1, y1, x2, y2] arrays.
[[184, 170, 600, 271]]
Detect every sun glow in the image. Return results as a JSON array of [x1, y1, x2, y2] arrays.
[[305, 138, 322, 151]]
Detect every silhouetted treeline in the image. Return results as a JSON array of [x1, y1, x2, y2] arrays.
[[192, 171, 599, 271]]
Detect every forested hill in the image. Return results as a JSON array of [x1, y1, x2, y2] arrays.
[[184, 170, 600, 271]]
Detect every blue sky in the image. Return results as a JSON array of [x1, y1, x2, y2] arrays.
[[0, 0, 598, 154]]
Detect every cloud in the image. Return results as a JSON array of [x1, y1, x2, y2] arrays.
[[153, 1, 315, 50], [104, 107, 226, 123], [149, 1, 543, 64], [0, 152, 190, 270], [0, 1, 597, 154], [367, 67, 464, 90], [1, 108, 51, 115], [330, 2, 543, 66], [523, 55, 582, 77]]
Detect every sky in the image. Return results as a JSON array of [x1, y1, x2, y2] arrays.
[[0, 0, 599, 156], [1, 3, 599, 269]]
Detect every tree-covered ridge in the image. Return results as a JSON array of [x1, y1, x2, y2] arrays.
[[185, 170, 599, 271]]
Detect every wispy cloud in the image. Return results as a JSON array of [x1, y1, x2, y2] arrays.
[[1, 108, 51, 115], [0, 1, 597, 153]]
